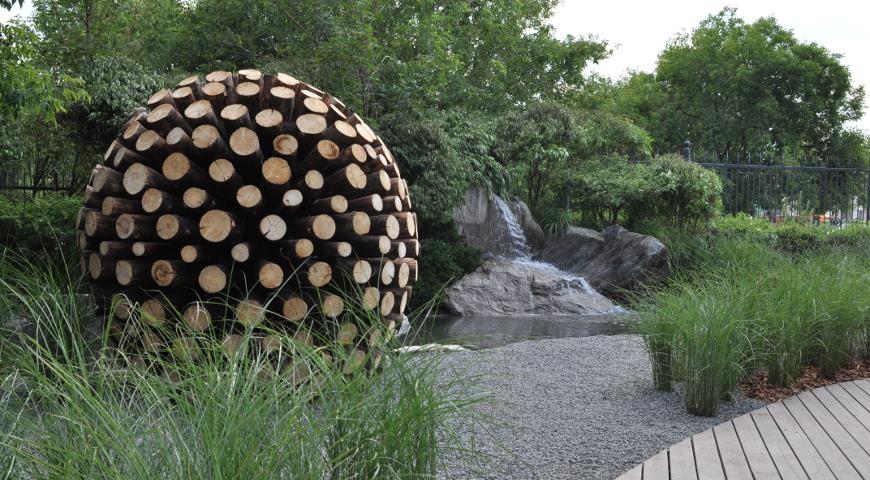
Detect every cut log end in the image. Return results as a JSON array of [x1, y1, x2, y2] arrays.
[[199, 210, 238, 243], [262, 157, 291, 185], [258, 262, 284, 289], [307, 261, 332, 287], [231, 242, 251, 262], [282, 296, 308, 322], [183, 302, 212, 331], [198, 265, 227, 293], [235, 299, 265, 327], [151, 260, 184, 287], [229, 127, 260, 157], [259, 214, 287, 241]]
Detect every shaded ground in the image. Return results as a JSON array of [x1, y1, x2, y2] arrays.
[[438, 334, 765, 480]]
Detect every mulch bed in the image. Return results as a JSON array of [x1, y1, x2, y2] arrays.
[[739, 361, 870, 403]]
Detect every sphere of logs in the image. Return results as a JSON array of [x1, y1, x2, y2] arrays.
[[77, 69, 418, 371]]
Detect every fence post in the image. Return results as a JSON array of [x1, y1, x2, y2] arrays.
[[682, 140, 692, 161], [865, 170, 870, 222]]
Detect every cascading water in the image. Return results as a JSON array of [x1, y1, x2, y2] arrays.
[[491, 194, 533, 258], [490, 195, 601, 297]]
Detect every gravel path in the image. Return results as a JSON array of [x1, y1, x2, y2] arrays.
[[437, 334, 765, 480]]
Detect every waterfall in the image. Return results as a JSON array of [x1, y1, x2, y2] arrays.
[[490, 194, 600, 296], [491, 195, 533, 258]]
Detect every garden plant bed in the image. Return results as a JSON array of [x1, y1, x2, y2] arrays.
[[740, 361, 870, 403]]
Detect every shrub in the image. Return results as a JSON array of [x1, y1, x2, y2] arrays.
[[646, 154, 723, 228], [824, 222, 870, 250], [559, 154, 722, 231], [771, 223, 822, 253], [377, 109, 506, 228], [412, 235, 482, 311], [0, 193, 80, 256], [563, 155, 655, 227], [712, 213, 870, 253]]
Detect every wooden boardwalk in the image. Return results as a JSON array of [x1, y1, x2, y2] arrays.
[[616, 379, 870, 480]]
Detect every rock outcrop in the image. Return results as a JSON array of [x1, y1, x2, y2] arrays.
[[453, 186, 544, 256], [443, 257, 616, 316], [447, 186, 667, 316], [539, 225, 669, 295]]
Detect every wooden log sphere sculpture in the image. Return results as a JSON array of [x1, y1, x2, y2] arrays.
[[77, 70, 418, 370]]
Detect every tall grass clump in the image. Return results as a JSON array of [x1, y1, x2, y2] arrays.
[[637, 278, 752, 416], [752, 260, 823, 386], [636, 228, 870, 416], [0, 249, 485, 479], [635, 308, 676, 392]]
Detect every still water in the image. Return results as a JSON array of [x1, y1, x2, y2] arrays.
[[402, 313, 633, 350]]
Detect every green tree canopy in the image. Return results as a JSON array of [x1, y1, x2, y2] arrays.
[[494, 102, 652, 217], [0, 21, 88, 123], [614, 8, 865, 159]]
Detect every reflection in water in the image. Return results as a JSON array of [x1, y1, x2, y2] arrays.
[[403, 313, 633, 350]]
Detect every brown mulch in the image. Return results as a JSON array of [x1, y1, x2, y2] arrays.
[[739, 361, 870, 403]]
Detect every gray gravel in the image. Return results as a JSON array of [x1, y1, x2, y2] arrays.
[[437, 334, 765, 480]]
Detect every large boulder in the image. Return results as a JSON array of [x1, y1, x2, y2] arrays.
[[539, 225, 669, 295], [443, 257, 616, 316], [510, 198, 546, 251], [453, 186, 544, 256]]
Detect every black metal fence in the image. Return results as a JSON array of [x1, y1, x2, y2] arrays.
[[0, 167, 79, 193], [684, 143, 870, 225]]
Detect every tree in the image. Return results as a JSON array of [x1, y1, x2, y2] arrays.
[[377, 108, 506, 229], [174, 0, 608, 118], [32, 0, 186, 74], [494, 102, 579, 214], [0, 22, 88, 124], [635, 8, 864, 159], [494, 102, 652, 218]]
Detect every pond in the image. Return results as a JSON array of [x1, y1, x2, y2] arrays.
[[401, 312, 634, 350]]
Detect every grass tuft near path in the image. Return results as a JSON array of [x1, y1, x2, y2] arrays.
[[0, 249, 485, 479]]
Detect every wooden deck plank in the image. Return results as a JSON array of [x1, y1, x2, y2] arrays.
[[829, 383, 870, 432], [780, 395, 862, 480], [691, 428, 725, 480], [732, 414, 781, 480], [797, 390, 870, 477], [840, 381, 870, 414], [712, 421, 753, 479], [669, 437, 698, 480], [613, 381, 870, 480], [614, 463, 642, 480], [766, 402, 838, 480], [813, 387, 870, 454], [751, 408, 812, 480], [855, 379, 870, 396], [642, 450, 669, 480]]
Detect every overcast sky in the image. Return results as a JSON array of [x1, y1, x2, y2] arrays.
[[3, 1, 868, 132], [550, 0, 869, 133]]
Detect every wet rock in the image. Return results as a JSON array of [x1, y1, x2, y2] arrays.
[[539, 224, 669, 295], [444, 257, 616, 316], [510, 199, 545, 251], [453, 186, 543, 256]]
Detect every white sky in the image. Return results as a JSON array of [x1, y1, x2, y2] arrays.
[[551, 0, 869, 133], [3, 1, 868, 133], [0, 1, 27, 23]]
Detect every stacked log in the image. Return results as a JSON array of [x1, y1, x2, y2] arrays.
[[79, 70, 418, 372]]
